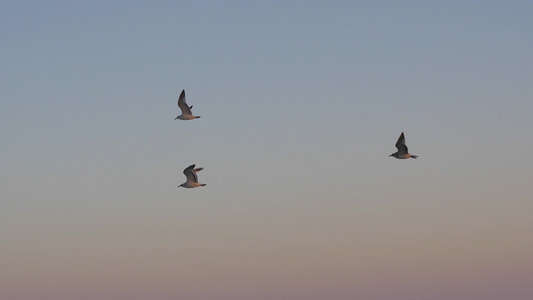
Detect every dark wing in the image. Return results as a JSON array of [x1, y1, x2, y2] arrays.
[[177, 90, 193, 115], [183, 164, 198, 183], [192, 167, 203, 180], [395, 132, 408, 154]]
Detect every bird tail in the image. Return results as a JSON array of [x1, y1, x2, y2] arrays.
[[200, 184, 206, 186], [411, 155, 418, 159], [195, 116, 201, 118]]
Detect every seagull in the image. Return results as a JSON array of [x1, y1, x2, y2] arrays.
[[389, 132, 418, 159], [179, 164, 206, 188], [175, 90, 200, 120]]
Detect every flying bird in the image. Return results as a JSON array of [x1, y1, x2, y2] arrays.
[[389, 132, 418, 159], [175, 90, 200, 120], [179, 164, 206, 188]]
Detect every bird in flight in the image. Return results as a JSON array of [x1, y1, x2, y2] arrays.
[[389, 132, 418, 159], [175, 89, 200, 120], [179, 164, 206, 188]]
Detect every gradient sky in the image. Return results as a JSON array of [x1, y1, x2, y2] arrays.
[[1, 1, 533, 299]]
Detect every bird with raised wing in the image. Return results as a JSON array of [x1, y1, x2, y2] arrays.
[[175, 90, 200, 120], [389, 132, 418, 159], [179, 164, 206, 188]]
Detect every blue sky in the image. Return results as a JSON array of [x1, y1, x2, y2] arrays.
[[1, 1, 532, 299]]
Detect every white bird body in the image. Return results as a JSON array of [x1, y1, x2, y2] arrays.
[[175, 90, 200, 120], [390, 132, 418, 159], [392, 153, 416, 159], [179, 164, 206, 188]]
